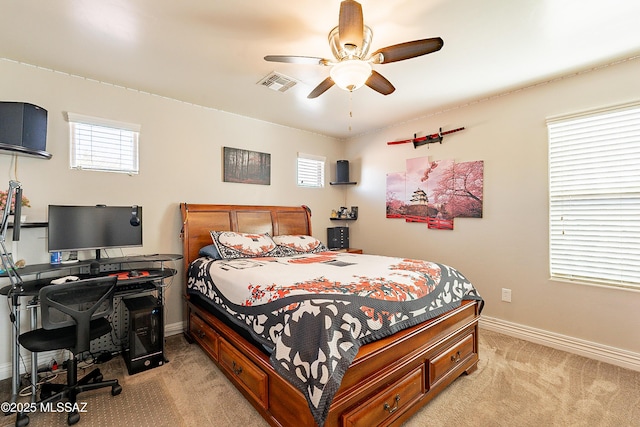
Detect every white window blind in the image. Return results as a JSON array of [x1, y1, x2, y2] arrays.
[[547, 101, 640, 289], [67, 113, 140, 174], [297, 153, 325, 188]]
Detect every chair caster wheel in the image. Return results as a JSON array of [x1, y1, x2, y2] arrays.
[[67, 411, 80, 425], [111, 384, 122, 396], [15, 413, 29, 427]]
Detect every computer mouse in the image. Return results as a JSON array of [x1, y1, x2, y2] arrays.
[[50, 276, 79, 285]]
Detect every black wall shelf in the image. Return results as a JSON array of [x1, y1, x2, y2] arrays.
[[0, 143, 52, 159]]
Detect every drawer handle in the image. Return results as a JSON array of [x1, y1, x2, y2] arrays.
[[196, 329, 206, 339], [451, 351, 461, 363], [232, 361, 243, 376], [383, 394, 400, 414]]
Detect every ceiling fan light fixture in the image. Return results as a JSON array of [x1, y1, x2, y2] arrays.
[[329, 25, 373, 60], [265, 1, 443, 98], [330, 60, 372, 92]]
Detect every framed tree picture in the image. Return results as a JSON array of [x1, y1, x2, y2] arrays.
[[223, 147, 271, 185]]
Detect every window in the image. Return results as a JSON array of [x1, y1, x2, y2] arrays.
[[297, 153, 325, 188], [67, 113, 140, 174], [547, 101, 640, 290]]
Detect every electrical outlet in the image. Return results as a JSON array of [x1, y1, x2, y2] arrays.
[[501, 288, 512, 303]]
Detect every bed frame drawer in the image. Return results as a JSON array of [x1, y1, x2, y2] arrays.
[[189, 312, 219, 360], [219, 338, 269, 409], [428, 332, 475, 387], [342, 366, 425, 427]]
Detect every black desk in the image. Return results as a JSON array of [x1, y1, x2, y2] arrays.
[[0, 253, 182, 278], [0, 267, 177, 298], [1, 254, 181, 406]]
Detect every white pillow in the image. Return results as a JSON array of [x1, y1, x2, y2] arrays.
[[272, 235, 328, 254], [210, 231, 279, 259]]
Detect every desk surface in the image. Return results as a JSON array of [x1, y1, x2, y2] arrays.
[[0, 253, 182, 278], [0, 267, 177, 297]]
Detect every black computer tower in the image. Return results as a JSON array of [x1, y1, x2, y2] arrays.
[[327, 226, 349, 249], [123, 296, 164, 375]]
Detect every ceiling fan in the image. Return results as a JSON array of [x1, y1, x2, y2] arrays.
[[264, 0, 444, 99]]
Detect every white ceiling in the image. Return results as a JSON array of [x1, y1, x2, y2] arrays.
[[2, 0, 640, 139]]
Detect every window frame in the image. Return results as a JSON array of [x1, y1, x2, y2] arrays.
[[67, 112, 140, 174], [297, 152, 325, 188], [547, 101, 640, 291]]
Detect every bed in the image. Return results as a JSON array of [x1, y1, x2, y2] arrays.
[[180, 203, 483, 427]]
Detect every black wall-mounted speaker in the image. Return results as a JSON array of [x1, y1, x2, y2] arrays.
[[336, 160, 350, 183], [0, 102, 48, 152]]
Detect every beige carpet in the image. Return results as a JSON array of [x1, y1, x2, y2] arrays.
[[404, 330, 640, 427], [2, 329, 639, 426]]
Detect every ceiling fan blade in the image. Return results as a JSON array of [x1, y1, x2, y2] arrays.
[[371, 37, 444, 64], [307, 77, 335, 99], [339, 0, 364, 49], [365, 71, 395, 95], [264, 55, 330, 66]]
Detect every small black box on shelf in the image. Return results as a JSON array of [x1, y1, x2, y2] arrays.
[[327, 227, 349, 249], [336, 160, 350, 183]]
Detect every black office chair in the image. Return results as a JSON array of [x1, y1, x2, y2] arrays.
[[16, 276, 122, 426]]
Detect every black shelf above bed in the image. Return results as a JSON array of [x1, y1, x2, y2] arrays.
[[0, 142, 52, 159]]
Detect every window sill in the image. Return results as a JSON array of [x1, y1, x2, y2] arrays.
[[550, 276, 640, 293]]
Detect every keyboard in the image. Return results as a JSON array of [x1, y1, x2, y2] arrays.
[[115, 281, 156, 295]]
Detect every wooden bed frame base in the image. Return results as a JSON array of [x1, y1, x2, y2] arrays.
[[180, 203, 480, 427]]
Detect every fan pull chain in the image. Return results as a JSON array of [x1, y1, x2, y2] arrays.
[[348, 91, 353, 132]]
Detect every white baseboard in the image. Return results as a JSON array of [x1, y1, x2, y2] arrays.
[[0, 364, 12, 382], [480, 316, 640, 372], [164, 320, 185, 337], [9, 318, 637, 380], [5, 319, 637, 380], [0, 349, 63, 384]]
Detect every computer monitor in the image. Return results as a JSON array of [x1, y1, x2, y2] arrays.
[[47, 205, 142, 260]]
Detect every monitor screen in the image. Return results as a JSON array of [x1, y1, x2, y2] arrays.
[[47, 205, 142, 254]]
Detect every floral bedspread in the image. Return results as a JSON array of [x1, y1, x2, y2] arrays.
[[187, 251, 482, 427]]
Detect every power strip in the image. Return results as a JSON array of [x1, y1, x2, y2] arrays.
[[99, 263, 121, 273]]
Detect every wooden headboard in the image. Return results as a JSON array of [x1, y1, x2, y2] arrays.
[[179, 203, 312, 272]]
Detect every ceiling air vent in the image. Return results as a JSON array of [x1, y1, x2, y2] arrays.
[[258, 72, 298, 93]]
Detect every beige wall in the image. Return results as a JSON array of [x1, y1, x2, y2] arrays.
[[2, 55, 639, 379], [343, 56, 640, 355], [0, 59, 344, 377]]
